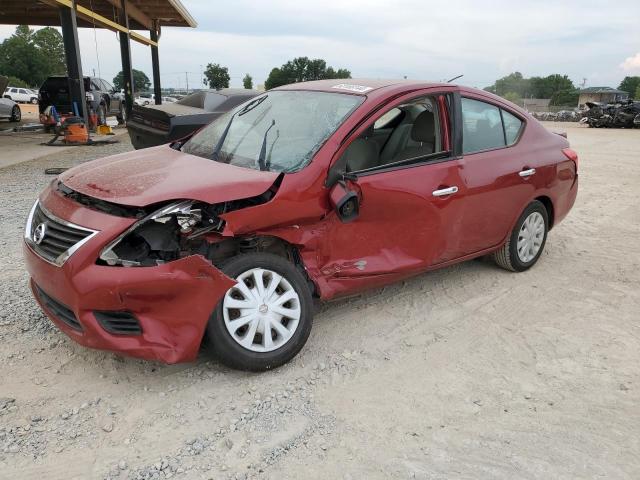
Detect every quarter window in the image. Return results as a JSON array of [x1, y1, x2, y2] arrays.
[[502, 110, 523, 145], [462, 97, 525, 153]]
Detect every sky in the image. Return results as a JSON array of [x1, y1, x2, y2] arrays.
[[1, 0, 640, 90]]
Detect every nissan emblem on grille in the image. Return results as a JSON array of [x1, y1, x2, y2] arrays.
[[33, 223, 47, 245]]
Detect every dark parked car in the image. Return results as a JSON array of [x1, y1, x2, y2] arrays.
[[127, 88, 259, 149], [39, 75, 125, 125], [0, 76, 21, 122], [24, 79, 578, 371]]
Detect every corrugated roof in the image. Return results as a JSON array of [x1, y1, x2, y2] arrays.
[[579, 87, 627, 94], [0, 0, 196, 30]]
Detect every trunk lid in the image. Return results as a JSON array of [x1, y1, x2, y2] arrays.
[[59, 145, 279, 207]]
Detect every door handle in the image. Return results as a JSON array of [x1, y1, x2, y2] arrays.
[[432, 186, 458, 197], [519, 168, 536, 178]]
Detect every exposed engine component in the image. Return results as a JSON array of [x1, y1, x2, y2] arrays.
[[97, 176, 283, 267]]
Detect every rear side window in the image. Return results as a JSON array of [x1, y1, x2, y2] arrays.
[[462, 97, 525, 153], [461, 98, 505, 154], [502, 110, 523, 145]]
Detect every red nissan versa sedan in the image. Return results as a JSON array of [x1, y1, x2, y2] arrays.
[[23, 79, 578, 371]]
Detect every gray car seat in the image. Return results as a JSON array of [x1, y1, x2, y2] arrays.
[[394, 110, 436, 161]]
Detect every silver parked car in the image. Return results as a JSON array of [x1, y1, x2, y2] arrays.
[[0, 76, 21, 122]]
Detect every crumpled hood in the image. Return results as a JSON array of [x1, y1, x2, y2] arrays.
[[60, 145, 279, 207]]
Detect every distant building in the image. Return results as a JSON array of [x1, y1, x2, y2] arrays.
[[578, 87, 628, 106], [522, 98, 551, 113]]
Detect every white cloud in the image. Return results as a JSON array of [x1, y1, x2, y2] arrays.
[[620, 52, 640, 72]]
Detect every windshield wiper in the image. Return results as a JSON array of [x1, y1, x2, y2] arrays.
[[257, 119, 276, 171], [211, 95, 268, 161]]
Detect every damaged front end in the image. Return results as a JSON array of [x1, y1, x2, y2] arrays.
[[99, 200, 225, 267], [95, 177, 282, 268]]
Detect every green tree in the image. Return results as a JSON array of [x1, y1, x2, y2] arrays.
[[0, 25, 65, 87], [619, 76, 640, 98], [530, 74, 576, 104], [264, 57, 351, 89], [635, 85, 640, 100], [5, 76, 30, 88], [242, 73, 253, 89], [32, 27, 65, 79], [503, 92, 521, 104], [484, 72, 531, 97], [113, 69, 151, 92], [203, 63, 230, 90]]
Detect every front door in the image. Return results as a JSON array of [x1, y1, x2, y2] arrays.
[[319, 91, 468, 292]]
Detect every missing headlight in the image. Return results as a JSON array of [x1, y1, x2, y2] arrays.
[[99, 200, 225, 267]]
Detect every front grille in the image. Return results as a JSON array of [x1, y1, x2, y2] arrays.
[[94, 311, 142, 335], [33, 284, 83, 331], [25, 201, 98, 266]]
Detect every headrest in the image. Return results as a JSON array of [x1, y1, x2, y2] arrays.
[[411, 110, 435, 143]]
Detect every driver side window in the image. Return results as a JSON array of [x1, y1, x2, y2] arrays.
[[340, 95, 445, 173]]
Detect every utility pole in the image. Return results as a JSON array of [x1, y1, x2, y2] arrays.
[[185, 72, 189, 94]]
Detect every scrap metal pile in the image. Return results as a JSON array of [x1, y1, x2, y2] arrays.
[[578, 101, 640, 128], [531, 111, 580, 122]]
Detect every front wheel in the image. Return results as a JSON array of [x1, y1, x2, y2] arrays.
[[206, 252, 313, 371], [493, 200, 548, 272], [10, 105, 21, 122]]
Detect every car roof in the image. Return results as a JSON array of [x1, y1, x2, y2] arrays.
[[275, 78, 450, 95]]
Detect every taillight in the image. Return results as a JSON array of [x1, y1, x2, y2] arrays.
[[562, 147, 578, 170]]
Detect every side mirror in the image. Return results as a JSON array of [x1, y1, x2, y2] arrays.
[[329, 182, 359, 223]]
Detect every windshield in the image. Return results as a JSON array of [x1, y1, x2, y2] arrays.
[[181, 91, 364, 173]]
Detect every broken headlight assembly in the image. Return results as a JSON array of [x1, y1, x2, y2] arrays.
[[99, 200, 224, 267]]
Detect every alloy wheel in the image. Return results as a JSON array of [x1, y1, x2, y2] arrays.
[[223, 268, 301, 353], [517, 211, 545, 263]]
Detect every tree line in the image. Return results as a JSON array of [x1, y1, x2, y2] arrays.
[[202, 57, 351, 90], [485, 72, 640, 106], [4, 25, 639, 100]]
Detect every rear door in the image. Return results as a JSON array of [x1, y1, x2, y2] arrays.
[[454, 94, 535, 254]]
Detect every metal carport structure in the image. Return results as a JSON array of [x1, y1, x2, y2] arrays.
[[0, 0, 196, 122]]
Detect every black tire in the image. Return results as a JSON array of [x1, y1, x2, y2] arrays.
[[30, 97, 38, 104], [206, 252, 314, 371], [492, 200, 548, 272], [97, 104, 107, 125], [10, 105, 21, 122]]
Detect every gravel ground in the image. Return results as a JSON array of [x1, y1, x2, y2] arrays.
[[1, 123, 639, 479]]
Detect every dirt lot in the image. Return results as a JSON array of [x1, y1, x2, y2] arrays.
[[1, 123, 639, 480]]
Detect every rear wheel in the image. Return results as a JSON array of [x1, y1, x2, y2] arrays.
[[206, 253, 313, 371], [30, 97, 38, 104], [10, 105, 21, 122], [493, 200, 548, 272]]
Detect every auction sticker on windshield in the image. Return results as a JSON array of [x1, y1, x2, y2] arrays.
[[331, 84, 373, 93]]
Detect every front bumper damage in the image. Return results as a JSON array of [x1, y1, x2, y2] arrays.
[[25, 249, 235, 363], [23, 186, 236, 363]]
